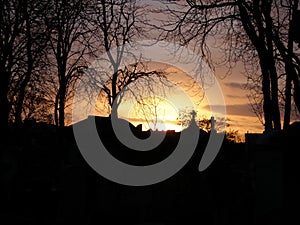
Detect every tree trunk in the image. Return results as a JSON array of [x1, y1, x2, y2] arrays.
[[266, 54, 281, 130], [290, 0, 300, 114], [15, 1, 33, 127], [58, 80, 66, 128], [259, 55, 273, 132], [292, 74, 300, 112], [262, 0, 281, 130], [55, 93, 59, 127], [0, 70, 10, 133], [238, 1, 274, 131], [284, 72, 292, 130], [57, 56, 67, 128], [283, 1, 295, 129]]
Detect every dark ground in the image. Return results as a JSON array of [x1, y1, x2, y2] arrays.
[[0, 117, 291, 225]]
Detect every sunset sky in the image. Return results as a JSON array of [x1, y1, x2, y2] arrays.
[[167, 0, 263, 134], [116, 61, 264, 135], [126, 0, 265, 135], [73, 0, 266, 136]]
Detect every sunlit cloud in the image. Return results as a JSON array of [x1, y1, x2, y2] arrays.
[[224, 82, 246, 89], [202, 104, 255, 117], [226, 94, 246, 99]]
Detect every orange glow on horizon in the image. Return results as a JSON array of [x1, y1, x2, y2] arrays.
[[127, 96, 183, 132], [128, 117, 184, 132]]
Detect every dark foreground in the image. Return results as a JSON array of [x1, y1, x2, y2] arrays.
[[0, 117, 294, 225]]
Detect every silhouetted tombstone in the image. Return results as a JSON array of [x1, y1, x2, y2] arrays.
[[210, 115, 216, 133]]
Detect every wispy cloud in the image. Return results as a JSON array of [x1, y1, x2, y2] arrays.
[[202, 104, 256, 117], [226, 116, 263, 134], [224, 82, 246, 89], [226, 94, 246, 99]]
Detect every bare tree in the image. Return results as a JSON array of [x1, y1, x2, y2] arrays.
[[0, 0, 37, 209], [101, 62, 165, 110], [0, 0, 62, 129], [12, 0, 52, 127], [157, 0, 300, 132], [86, 0, 166, 118], [21, 65, 56, 124], [45, 0, 90, 128], [271, 0, 300, 129], [0, 0, 26, 132], [133, 95, 167, 131]]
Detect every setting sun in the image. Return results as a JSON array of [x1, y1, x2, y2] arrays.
[[127, 96, 183, 132]]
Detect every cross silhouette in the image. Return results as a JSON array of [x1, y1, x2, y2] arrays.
[[211, 116, 216, 132], [190, 110, 197, 121]]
